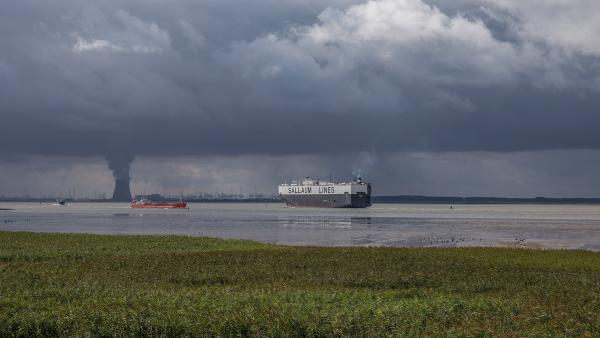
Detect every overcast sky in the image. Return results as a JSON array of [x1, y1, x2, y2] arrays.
[[1, 0, 600, 198]]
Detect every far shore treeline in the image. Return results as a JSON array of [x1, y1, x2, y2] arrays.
[[2, 195, 600, 204]]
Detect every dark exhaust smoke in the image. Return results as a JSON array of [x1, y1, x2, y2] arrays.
[[106, 154, 134, 201]]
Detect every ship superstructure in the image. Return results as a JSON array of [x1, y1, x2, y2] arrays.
[[278, 177, 371, 208]]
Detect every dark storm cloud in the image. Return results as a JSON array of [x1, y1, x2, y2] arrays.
[[1, 0, 600, 160]]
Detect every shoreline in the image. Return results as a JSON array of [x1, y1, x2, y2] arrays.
[[1, 229, 598, 252]]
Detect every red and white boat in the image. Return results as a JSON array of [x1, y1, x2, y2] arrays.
[[131, 198, 187, 209]]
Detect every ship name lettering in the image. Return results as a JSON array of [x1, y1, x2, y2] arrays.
[[318, 186, 335, 194], [288, 186, 312, 194]]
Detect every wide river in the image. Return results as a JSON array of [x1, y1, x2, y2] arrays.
[[1, 202, 600, 250]]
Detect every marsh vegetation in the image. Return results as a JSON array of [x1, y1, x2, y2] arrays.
[[0, 231, 599, 336]]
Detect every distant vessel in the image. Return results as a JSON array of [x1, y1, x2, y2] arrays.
[[52, 199, 66, 206], [131, 198, 187, 209], [278, 177, 371, 208]]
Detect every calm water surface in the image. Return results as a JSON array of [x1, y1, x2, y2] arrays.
[[1, 202, 599, 250]]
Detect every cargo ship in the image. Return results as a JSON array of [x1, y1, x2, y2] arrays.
[[278, 177, 371, 208], [131, 198, 188, 209]]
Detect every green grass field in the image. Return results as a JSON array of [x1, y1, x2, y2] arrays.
[[0, 231, 599, 337]]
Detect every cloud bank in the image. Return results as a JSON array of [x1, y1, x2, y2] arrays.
[[1, 0, 599, 196], [2, 0, 600, 157]]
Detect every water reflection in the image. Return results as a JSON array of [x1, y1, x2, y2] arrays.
[[277, 216, 373, 227]]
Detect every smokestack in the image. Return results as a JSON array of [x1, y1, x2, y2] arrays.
[[106, 154, 134, 201]]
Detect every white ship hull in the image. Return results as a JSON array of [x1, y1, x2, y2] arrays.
[[278, 178, 371, 208]]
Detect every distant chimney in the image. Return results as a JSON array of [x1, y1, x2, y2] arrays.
[[112, 178, 132, 201]]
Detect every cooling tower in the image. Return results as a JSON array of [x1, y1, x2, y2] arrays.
[[112, 178, 132, 201]]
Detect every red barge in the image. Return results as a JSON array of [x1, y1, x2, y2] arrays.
[[131, 198, 187, 209]]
